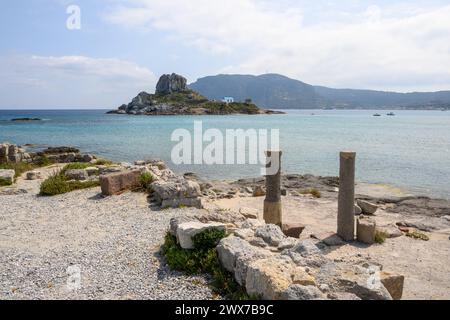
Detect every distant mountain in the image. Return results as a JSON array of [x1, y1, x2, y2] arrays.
[[189, 74, 450, 110]]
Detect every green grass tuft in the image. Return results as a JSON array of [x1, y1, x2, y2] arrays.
[[161, 230, 258, 300], [375, 231, 388, 244], [406, 230, 430, 241], [139, 172, 153, 190]]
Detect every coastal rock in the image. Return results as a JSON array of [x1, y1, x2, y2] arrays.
[[277, 238, 300, 251], [355, 205, 362, 215], [357, 200, 378, 215], [281, 285, 326, 300], [255, 224, 287, 247], [156, 73, 187, 95], [357, 217, 376, 244], [177, 222, 226, 250], [0, 169, 15, 186], [99, 170, 141, 196]]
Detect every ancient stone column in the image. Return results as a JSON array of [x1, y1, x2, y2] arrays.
[[263, 151, 282, 226], [337, 151, 356, 241]]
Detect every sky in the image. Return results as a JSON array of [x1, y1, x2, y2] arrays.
[[1, 0, 450, 109]]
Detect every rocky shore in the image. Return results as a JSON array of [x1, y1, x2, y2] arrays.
[[107, 73, 284, 116], [1, 144, 450, 300]]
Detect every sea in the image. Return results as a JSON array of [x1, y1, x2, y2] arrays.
[[1, 109, 449, 199]]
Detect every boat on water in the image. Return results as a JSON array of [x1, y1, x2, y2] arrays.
[[373, 113, 381, 117], [387, 112, 395, 116]]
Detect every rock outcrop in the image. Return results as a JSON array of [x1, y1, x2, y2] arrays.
[[156, 73, 187, 95]]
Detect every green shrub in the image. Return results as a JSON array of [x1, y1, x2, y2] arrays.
[[193, 229, 226, 250], [161, 231, 257, 300], [40, 172, 100, 196], [375, 231, 388, 244], [95, 159, 114, 166], [0, 178, 12, 186], [139, 172, 153, 190], [60, 162, 91, 176]]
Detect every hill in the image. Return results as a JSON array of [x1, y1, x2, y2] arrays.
[[189, 74, 450, 110]]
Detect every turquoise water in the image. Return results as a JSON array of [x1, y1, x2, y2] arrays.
[[1, 109, 449, 198]]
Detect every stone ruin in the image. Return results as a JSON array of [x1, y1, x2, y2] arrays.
[[99, 159, 203, 209], [166, 150, 405, 300], [0, 143, 96, 165]]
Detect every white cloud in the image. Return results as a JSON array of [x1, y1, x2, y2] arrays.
[[0, 55, 156, 108], [105, 0, 450, 92]]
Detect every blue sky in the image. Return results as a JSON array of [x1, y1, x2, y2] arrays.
[[1, 0, 450, 108]]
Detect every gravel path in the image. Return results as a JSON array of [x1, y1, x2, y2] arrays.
[[0, 167, 215, 300]]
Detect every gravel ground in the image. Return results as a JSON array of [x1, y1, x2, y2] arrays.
[[0, 167, 216, 300]]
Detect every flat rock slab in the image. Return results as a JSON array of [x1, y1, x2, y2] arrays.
[[100, 170, 141, 196]]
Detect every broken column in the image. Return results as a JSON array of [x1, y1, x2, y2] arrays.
[[263, 150, 282, 227], [337, 151, 356, 241]]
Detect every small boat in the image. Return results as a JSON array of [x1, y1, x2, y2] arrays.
[[386, 112, 395, 116], [373, 113, 381, 117]]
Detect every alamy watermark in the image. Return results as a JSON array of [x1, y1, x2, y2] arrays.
[[171, 121, 280, 175], [66, 5, 81, 30]]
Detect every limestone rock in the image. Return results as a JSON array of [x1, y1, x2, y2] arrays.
[[380, 272, 404, 300], [26, 171, 41, 180], [282, 223, 305, 238], [357, 200, 378, 215], [239, 207, 259, 219], [238, 219, 266, 230], [278, 238, 300, 251], [177, 222, 226, 250], [357, 217, 376, 244], [253, 186, 266, 197], [151, 179, 202, 207], [245, 257, 294, 300], [328, 292, 362, 300], [313, 233, 347, 247], [155, 73, 187, 95], [334, 265, 393, 300], [99, 170, 141, 196], [281, 285, 326, 300], [355, 205, 362, 215], [288, 240, 321, 257], [255, 224, 287, 246], [291, 267, 316, 286], [234, 228, 255, 241], [376, 224, 403, 239], [0, 169, 15, 185], [217, 236, 271, 285]]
